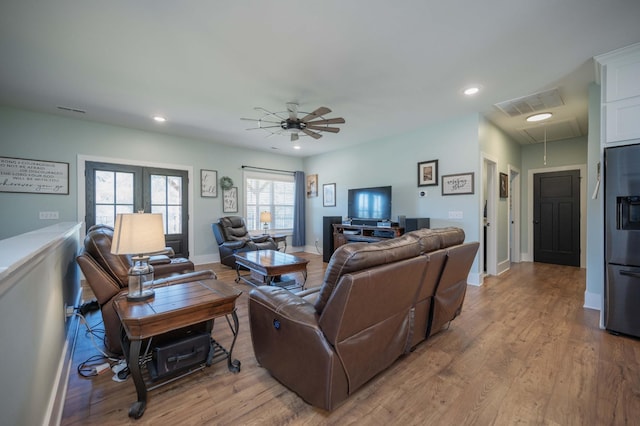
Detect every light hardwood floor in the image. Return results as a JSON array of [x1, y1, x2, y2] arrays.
[[61, 254, 640, 425]]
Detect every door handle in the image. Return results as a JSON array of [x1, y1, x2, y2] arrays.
[[620, 270, 640, 279]]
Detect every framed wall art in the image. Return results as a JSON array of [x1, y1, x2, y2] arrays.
[[323, 183, 336, 207], [0, 156, 69, 194], [306, 174, 318, 198], [417, 159, 438, 186], [499, 172, 508, 198], [201, 169, 218, 197], [223, 187, 238, 213], [442, 172, 474, 195]]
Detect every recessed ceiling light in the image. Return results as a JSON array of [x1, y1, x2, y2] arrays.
[[526, 112, 552, 122], [463, 86, 480, 96], [293, 144, 301, 150], [152, 115, 166, 123]]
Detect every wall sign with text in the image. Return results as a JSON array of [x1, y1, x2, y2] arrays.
[[0, 156, 69, 195], [441, 172, 474, 195]]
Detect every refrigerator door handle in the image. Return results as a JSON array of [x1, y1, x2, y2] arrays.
[[620, 270, 640, 279]]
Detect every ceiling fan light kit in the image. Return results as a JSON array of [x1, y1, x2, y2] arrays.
[[241, 102, 345, 146]]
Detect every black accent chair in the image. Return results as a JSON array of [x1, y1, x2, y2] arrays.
[[212, 216, 278, 268]]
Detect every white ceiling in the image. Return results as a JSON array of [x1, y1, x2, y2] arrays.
[[1, 1, 639, 157]]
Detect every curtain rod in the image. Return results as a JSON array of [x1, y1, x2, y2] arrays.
[[241, 165, 295, 175]]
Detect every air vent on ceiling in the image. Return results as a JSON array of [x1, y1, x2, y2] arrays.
[[56, 105, 86, 114], [495, 88, 564, 117], [518, 118, 582, 144]]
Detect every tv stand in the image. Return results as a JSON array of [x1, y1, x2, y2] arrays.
[[332, 224, 404, 252]]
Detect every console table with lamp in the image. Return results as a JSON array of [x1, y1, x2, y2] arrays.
[[111, 212, 242, 419]]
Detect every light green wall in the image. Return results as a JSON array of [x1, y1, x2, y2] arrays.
[[479, 118, 522, 267], [304, 113, 483, 281], [0, 106, 304, 260]]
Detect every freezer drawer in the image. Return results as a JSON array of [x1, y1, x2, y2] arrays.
[[606, 264, 640, 338]]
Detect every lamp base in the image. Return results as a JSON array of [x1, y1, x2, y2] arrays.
[[126, 288, 155, 302]]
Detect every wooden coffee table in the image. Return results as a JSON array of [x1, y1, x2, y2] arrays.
[[234, 249, 309, 290]]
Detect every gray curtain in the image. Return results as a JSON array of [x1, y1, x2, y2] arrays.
[[292, 171, 306, 246]]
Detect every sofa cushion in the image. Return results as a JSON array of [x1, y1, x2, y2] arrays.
[[314, 234, 421, 313]]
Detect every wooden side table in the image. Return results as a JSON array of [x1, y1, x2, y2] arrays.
[[270, 233, 287, 252], [114, 279, 242, 419]]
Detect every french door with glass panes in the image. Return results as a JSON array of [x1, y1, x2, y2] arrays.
[[85, 162, 189, 257]]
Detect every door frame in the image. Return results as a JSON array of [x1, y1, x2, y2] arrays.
[[77, 154, 195, 258], [508, 165, 521, 264], [526, 164, 586, 267], [481, 153, 498, 277]]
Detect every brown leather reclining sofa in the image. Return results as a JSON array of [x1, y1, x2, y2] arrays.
[[248, 227, 479, 411]]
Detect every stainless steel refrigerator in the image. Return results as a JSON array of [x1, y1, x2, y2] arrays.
[[604, 143, 640, 338]]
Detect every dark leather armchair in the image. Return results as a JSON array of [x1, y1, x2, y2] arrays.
[[76, 225, 210, 354], [212, 216, 278, 268]]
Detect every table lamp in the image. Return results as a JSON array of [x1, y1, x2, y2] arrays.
[[111, 212, 166, 301], [260, 211, 272, 235]]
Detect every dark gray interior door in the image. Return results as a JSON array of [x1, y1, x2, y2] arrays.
[[533, 170, 580, 266], [85, 161, 189, 257]]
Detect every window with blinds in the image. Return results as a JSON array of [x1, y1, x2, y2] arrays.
[[244, 170, 295, 232]]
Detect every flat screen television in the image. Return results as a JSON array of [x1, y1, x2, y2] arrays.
[[347, 186, 392, 221]]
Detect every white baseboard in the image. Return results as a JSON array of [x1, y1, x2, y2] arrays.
[[46, 308, 81, 426], [497, 259, 510, 275], [191, 253, 219, 266], [521, 252, 532, 262], [583, 290, 601, 311]]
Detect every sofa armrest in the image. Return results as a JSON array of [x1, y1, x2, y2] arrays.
[[248, 285, 348, 410], [149, 254, 172, 265], [221, 240, 247, 250], [152, 270, 217, 288], [251, 235, 273, 244], [250, 285, 319, 326]]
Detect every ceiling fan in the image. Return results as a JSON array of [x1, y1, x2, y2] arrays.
[[241, 102, 345, 142]]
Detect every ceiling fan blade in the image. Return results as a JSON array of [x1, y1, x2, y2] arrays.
[[255, 107, 288, 120], [300, 106, 332, 122], [305, 125, 341, 133], [291, 133, 299, 142], [304, 117, 345, 125], [302, 128, 322, 139], [286, 102, 298, 120], [245, 125, 282, 130], [241, 118, 282, 124]]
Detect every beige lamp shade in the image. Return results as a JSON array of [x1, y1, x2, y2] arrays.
[[111, 212, 166, 255], [260, 211, 272, 223]]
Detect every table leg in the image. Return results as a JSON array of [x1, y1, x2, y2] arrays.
[[234, 262, 242, 283], [227, 310, 241, 373], [128, 339, 147, 419]]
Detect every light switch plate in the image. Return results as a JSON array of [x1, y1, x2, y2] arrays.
[[39, 211, 59, 220]]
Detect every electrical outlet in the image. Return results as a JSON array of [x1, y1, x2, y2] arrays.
[[65, 304, 75, 318], [39, 211, 59, 220]]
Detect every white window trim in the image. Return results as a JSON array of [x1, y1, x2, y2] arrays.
[[243, 169, 295, 234]]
